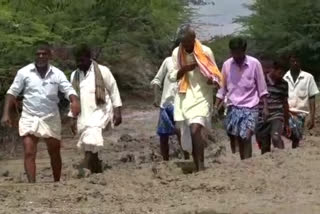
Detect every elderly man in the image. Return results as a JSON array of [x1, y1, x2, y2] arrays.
[[216, 37, 269, 160], [70, 44, 122, 173], [1, 43, 80, 182], [284, 54, 319, 148], [169, 26, 222, 171]]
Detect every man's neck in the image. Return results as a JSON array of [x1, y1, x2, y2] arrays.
[[290, 69, 301, 82], [36, 65, 49, 78]]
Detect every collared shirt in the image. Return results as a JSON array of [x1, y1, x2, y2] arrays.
[[258, 74, 288, 122], [283, 70, 319, 114], [7, 63, 77, 117], [216, 56, 268, 108], [150, 57, 177, 108], [70, 63, 122, 128], [169, 45, 216, 121]]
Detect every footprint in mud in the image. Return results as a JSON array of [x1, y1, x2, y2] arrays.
[[174, 161, 196, 174]]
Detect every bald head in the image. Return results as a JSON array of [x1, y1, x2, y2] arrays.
[[179, 25, 196, 53]]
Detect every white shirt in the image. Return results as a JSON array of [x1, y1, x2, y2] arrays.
[[284, 70, 319, 114], [7, 63, 77, 117], [70, 63, 122, 129], [150, 57, 177, 108]]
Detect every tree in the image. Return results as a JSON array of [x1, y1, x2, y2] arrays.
[[237, 0, 320, 78], [0, 0, 187, 95]]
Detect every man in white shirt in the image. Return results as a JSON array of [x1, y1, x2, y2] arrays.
[[169, 26, 222, 171], [71, 44, 122, 173], [1, 43, 80, 183], [283, 54, 319, 148], [151, 42, 189, 161]]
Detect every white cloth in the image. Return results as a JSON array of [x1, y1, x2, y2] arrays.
[[177, 116, 211, 153], [284, 70, 319, 114], [7, 63, 77, 117], [70, 63, 122, 153], [150, 57, 177, 107], [19, 111, 61, 140]]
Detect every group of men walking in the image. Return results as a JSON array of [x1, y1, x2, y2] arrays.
[[1, 43, 122, 182], [152, 26, 318, 169], [1, 26, 318, 182]]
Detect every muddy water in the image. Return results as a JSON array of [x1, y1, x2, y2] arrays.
[[189, 0, 253, 40]]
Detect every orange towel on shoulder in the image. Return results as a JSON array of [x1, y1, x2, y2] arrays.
[[178, 40, 223, 93]]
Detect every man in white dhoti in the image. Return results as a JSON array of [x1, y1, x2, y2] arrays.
[[1, 43, 80, 183], [169, 26, 222, 171], [70, 44, 122, 173]]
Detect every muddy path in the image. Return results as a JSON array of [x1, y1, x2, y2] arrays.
[[1, 100, 320, 214]]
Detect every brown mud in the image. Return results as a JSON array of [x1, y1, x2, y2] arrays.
[[1, 99, 320, 214]]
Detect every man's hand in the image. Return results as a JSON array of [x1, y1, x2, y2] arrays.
[[261, 96, 269, 121], [71, 118, 77, 136], [153, 99, 160, 108], [177, 63, 198, 80], [284, 124, 291, 137], [181, 63, 197, 73], [1, 94, 16, 128], [307, 118, 315, 130], [1, 113, 13, 128], [263, 106, 270, 121], [153, 85, 161, 108], [69, 95, 81, 117], [212, 107, 219, 122], [113, 107, 122, 127]]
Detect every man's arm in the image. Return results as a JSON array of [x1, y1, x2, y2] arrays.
[[307, 75, 319, 130], [255, 61, 269, 119], [151, 59, 168, 107], [153, 85, 161, 107], [284, 99, 290, 127], [169, 47, 197, 82], [261, 95, 269, 120], [283, 98, 291, 136], [101, 66, 122, 126], [1, 70, 25, 127], [176, 64, 197, 80], [215, 62, 227, 108], [58, 70, 80, 117], [1, 94, 17, 127], [308, 96, 316, 130]]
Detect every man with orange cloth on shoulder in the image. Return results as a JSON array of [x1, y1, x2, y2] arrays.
[[169, 25, 222, 171]]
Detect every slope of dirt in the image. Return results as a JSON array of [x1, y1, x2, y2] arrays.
[[1, 101, 320, 214]]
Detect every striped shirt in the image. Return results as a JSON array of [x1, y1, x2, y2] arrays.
[[258, 75, 288, 122]]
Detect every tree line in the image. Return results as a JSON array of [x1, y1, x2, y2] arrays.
[[0, 0, 187, 97]]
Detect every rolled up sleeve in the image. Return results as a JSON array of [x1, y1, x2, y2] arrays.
[[7, 70, 25, 97], [255, 61, 268, 98], [58, 70, 77, 100]]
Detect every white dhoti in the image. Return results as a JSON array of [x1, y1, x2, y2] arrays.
[[19, 111, 62, 140], [76, 99, 113, 154], [177, 116, 211, 154]]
